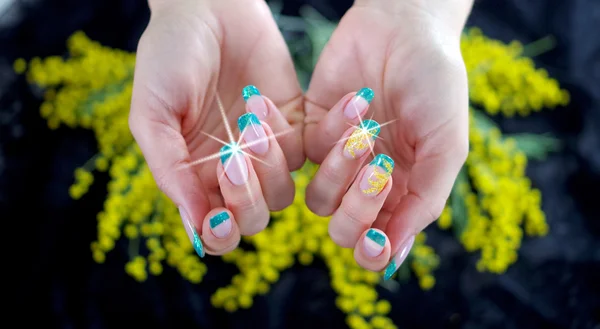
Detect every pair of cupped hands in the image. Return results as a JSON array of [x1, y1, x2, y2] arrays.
[[129, 0, 472, 279]]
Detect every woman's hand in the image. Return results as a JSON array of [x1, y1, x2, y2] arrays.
[[129, 0, 304, 257], [304, 0, 472, 278]]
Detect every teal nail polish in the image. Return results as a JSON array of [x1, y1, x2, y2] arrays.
[[356, 87, 374, 104], [192, 229, 205, 258], [366, 229, 386, 247], [238, 112, 261, 132], [383, 259, 398, 281], [359, 119, 381, 138], [220, 143, 240, 164], [210, 211, 230, 229], [242, 85, 261, 102], [370, 154, 395, 173]]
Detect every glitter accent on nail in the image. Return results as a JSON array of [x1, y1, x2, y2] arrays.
[[370, 154, 394, 173], [362, 154, 394, 195], [383, 259, 397, 280], [182, 213, 205, 258], [356, 87, 374, 104], [210, 212, 230, 228], [366, 229, 386, 247], [344, 119, 380, 158], [237, 112, 261, 132], [220, 143, 241, 164], [242, 85, 261, 102]]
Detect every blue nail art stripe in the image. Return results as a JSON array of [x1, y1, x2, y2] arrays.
[[242, 85, 261, 102], [366, 229, 386, 246], [356, 87, 374, 103], [192, 230, 205, 258], [238, 113, 261, 131], [210, 212, 230, 228], [220, 143, 240, 164], [383, 259, 398, 280], [360, 119, 381, 138], [370, 154, 395, 173]]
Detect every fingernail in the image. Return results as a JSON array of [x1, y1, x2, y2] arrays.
[[360, 154, 394, 196], [180, 207, 205, 258], [209, 211, 232, 239], [343, 119, 380, 159], [220, 143, 249, 185], [242, 85, 268, 120], [238, 113, 269, 155], [383, 235, 415, 281], [343, 87, 374, 119], [363, 228, 386, 257]]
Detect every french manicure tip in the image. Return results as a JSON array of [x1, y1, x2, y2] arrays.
[[220, 143, 240, 164], [356, 87, 375, 104], [366, 229, 386, 247], [238, 112, 261, 131], [383, 259, 397, 281], [192, 230, 205, 258], [210, 212, 230, 228], [370, 154, 395, 173], [359, 119, 381, 138], [242, 85, 261, 102]]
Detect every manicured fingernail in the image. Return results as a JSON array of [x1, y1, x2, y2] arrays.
[[180, 207, 204, 258], [363, 228, 386, 257], [360, 154, 394, 196], [220, 143, 248, 185], [343, 119, 380, 159], [209, 211, 232, 239], [238, 113, 269, 155], [384, 235, 415, 280], [343, 87, 374, 119], [242, 85, 268, 120]]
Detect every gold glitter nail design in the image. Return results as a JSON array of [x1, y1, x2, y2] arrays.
[[361, 154, 394, 196], [343, 120, 380, 159]]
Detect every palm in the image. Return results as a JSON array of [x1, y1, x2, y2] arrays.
[[136, 0, 302, 189], [306, 7, 468, 219]]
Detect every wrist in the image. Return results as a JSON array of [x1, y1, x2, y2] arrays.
[[354, 0, 473, 40]]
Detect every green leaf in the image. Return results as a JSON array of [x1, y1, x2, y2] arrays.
[[509, 133, 562, 160], [450, 167, 470, 238]]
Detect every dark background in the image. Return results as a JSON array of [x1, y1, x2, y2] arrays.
[[2, 0, 599, 328]]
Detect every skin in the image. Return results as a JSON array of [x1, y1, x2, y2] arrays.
[[130, 0, 473, 270]]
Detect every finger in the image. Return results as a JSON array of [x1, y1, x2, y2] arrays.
[[383, 118, 468, 280], [237, 113, 295, 211], [200, 208, 241, 255], [353, 229, 391, 272], [242, 85, 305, 171], [328, 154, 394, 247], [129, 93, 210, 260], [217, 146, 270, 236], [304, 87, 375, 163], [305, 119, 381, 216]]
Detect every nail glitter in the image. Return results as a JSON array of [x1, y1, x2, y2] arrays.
[[356, 87, 375, 104], [344, 119, 380, 158], [238, 112, 261, 131], [362, 154, 394, 195], [242, 85, 261, 102], [210, 211, 230, 229], [366, 229, 386, 246]]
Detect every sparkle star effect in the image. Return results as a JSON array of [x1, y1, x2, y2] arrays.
[[336, 111, 397, 158], [178, 92, 294, 199]]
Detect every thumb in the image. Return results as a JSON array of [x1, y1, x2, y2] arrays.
[[383, 114, 468, 280], [129, 89, 210, 258]]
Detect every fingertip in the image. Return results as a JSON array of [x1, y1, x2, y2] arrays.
[[354, 228, 391, 272], [201, 208, 241, 255]]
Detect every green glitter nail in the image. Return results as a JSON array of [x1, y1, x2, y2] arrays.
[[220, 143, 240, 164], [191, 229, 205, 258], [359, 119, 381, 138], [356, 87, 374, 104], [370, 154, 395, 173], [383, 259, 397, 281], [366, 229, 386, 246], [242, 85, 261, 102], [210, 212, 230, 228], [238, 113, 261, 132]]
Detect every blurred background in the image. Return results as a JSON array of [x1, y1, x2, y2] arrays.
[[2, 0, 599, 328]]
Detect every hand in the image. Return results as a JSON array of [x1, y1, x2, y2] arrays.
[[129, 0, 304, 257], [304, 0, 472, 278]]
